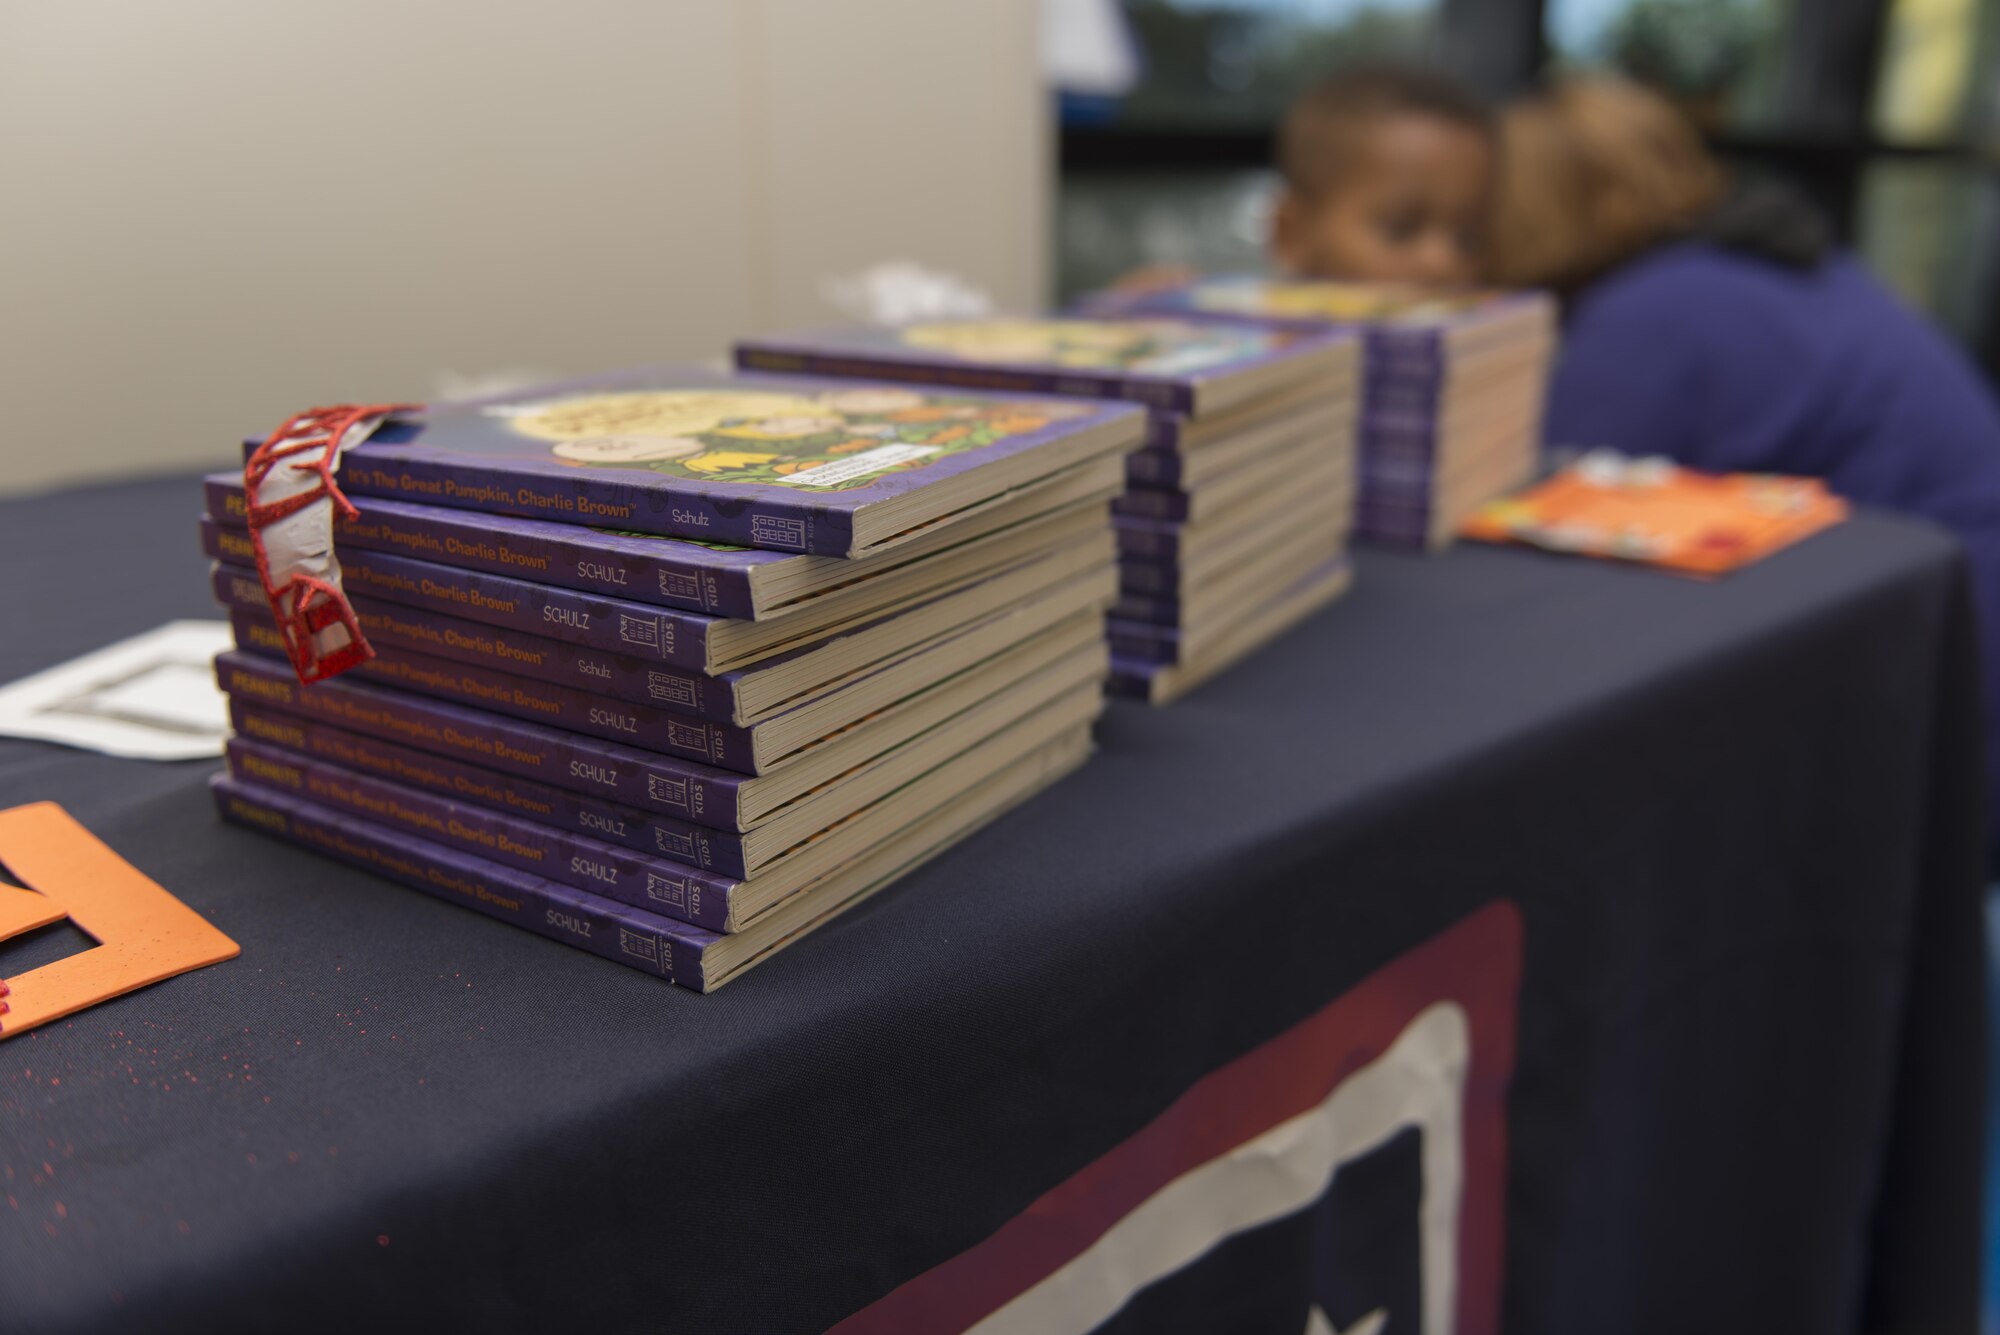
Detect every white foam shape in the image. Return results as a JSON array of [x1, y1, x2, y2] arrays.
[[0, 621, 234, 760]]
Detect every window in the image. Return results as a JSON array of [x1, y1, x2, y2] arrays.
[[1543, 0, 1789, 132], [1079, 0, 1440, 130]]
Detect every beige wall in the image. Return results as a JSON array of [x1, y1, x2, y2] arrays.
[[0, 0, 1047, 496]]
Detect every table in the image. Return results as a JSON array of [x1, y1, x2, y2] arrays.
[[0, 474, 1985, 1334]]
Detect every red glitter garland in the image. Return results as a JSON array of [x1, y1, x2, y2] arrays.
[[243, 404, 418, 685]]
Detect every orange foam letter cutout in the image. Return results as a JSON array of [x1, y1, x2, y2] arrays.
[[0, 802, 239, 1039]]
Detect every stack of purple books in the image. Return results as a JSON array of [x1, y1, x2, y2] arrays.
[[1079, 279, 1557, 550], [202, 366, 1145, 990], [734, 318, 1361, 704]]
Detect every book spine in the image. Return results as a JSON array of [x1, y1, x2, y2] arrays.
[[1362, 377, 1446, 419], [1117, 559, 1180, 597], [228, 700, 751, 879], [1357, 429, 1443, 468], [204, 477, 756, 617], [226, 739, 740, 932], [1105, 621, 1179, 664], [206, 554, 740, 721], [1142, 414, 1189, 450], [1360, 433, 1440, 473], [1351, 508, 1435, 547], [205, 474, 249, 524], [198, 525, 715, 668], [1113, 520, 1184, 562], [1105, 657, 1162, 701], [212, 588, 761, 771], [1355, 466, 1445, 504], [735, 346, 1194, 413], [336, 453, 858, 556], [1111, 489, 1193, 523], [1357, 455, 1443, 489], [211, 775, 712, 989], [1366, 399, 1490, 443], [1123, 450, 1185, 488], [1110, 593, 1178, 626], [1355, 477, 1452, 513], [1362, 326, 1449, 366], [204, 519, 259, 568], [214, 651, 749, 828], [1360, 399, 1455, 430]]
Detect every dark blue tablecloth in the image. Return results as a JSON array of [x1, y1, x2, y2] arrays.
[[0, 473, 1984, 1334]]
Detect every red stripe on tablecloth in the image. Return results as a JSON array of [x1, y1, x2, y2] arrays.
[[830, 899, 1522, 1334]]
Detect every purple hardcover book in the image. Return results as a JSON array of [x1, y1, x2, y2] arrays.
[[1105, 556, 1354, 698], [212, 774, 721, 988], [211, 546, 886, 726], [230, 700, 752, 878], [1362, 375, 1454, 419], [1360, 368, 1535, 420], [1123, 449, 1188, 489], [209, 559, 745, 718], [1141, 414, 1200, 451], [735, 317, 1355, 418], [1355, 444, 1536, 514], [1106, 656, 1162, 700], [1076, 279, 1555, 366], [1357, 458, 1447, 495], [215, 541, 1108, 727], [1110, 592, 1181, 626], [1352, 508, 1435, 547], [1120, 451, 1176, 487], [294, 365, 1141, 556], [212, 575, 762, 770], [1112, 487, 1200, 524], [227, 737, 747, 931], [1113, 515, 1196, 562], [201, 529, 718, 668], [216, 651, 760, 828], [1118, 558, 1183, 598], [206, 472, 779, 618], [1361, 415, 1450, 460], [222, 599, 734, 722], [1106, 618, 1184, 665]]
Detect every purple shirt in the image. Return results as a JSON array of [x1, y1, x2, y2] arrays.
[[1546, 241, 2000, 857]]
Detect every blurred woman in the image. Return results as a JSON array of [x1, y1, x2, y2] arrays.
[[1492, 76, 2000, 862]]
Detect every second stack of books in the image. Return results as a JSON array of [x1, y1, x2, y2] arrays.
[[1081, 279, 1557, 550], [735, 317, 1362, 703], [203, 367, 1144, 989]]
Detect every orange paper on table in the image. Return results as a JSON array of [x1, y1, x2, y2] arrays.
[[1460, 457, 1849, 576], [0, 802, 238, 1039]]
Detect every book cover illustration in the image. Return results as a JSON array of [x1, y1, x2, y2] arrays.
[[1171, 279, 1523, 326], [895, 319, 1279, 377], [478, 383, 1071, 488], [1090, 277, 1545, 327], [329, 366, 1136, 554]]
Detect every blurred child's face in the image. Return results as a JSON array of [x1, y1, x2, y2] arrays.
[[1272, 113, 1493, 287]]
